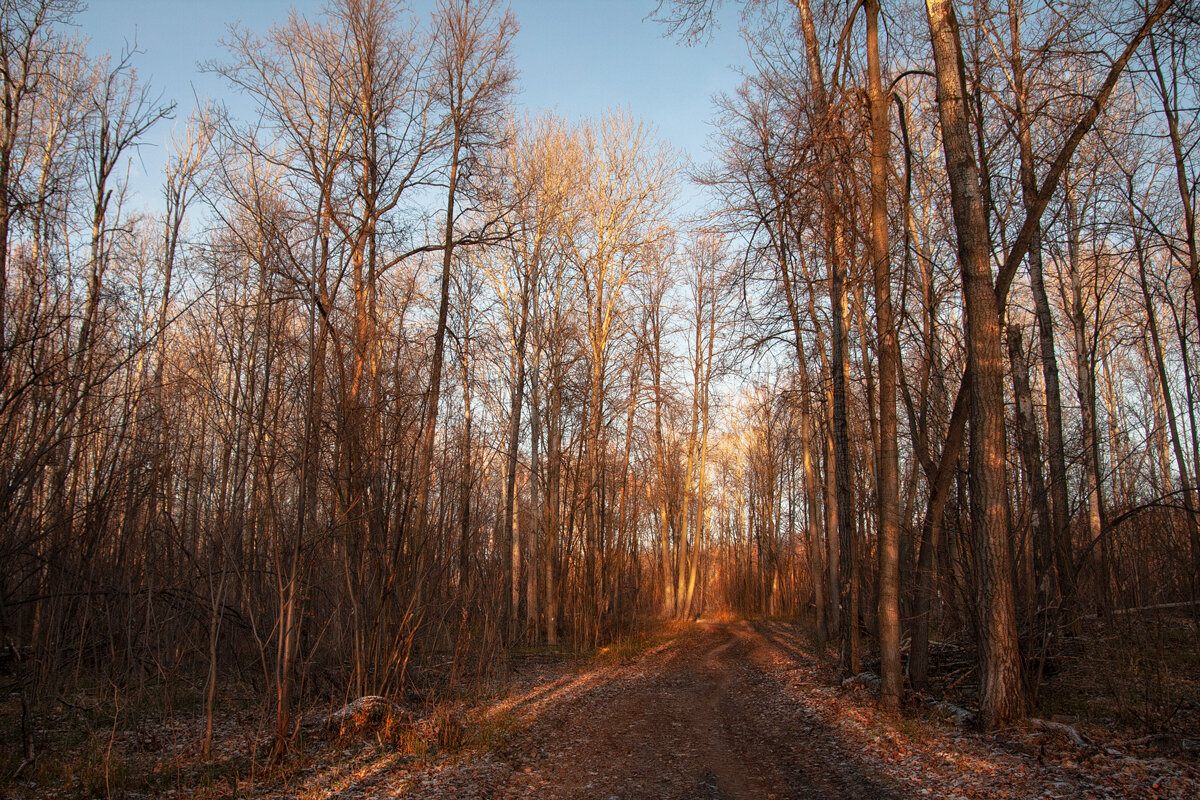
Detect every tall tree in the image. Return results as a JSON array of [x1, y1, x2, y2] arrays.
[[416, 0, 516, 615], [865, 0, 902, 712], [924, 0, 1025, 727]]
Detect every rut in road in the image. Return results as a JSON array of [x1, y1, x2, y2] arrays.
[[396, 620, 902, 799]]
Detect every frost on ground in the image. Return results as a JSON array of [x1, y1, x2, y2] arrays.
[[8, 620, 1199, 799]]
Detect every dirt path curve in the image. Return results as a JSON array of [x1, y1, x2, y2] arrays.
[[396, 620, 901, 799]]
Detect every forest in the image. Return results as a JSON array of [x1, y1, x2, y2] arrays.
[[1, 0, 1199, 795]]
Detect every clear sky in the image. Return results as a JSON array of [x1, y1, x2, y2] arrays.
[[75, 0, 750, 210]]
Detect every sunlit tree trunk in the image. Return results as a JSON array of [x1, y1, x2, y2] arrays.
[[1064, 182, 1111, 617], [866, 0, 901, 711], [925, 0, 1025, 728]]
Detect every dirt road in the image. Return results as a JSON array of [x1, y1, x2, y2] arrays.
[[393, 620, 900, 799], [307, 618, 1198, 799]]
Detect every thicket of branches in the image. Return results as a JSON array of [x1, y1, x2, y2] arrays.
[[1, 0, 1198, 768], [669, 0, 1200, 726]]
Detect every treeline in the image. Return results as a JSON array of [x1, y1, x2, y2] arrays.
[[665, 0, 1200, 728], [1, 0, 1198, 770], [0, 0, 732, 763]]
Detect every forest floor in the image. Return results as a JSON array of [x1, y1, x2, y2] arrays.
[[5, 618, 1200, 799]]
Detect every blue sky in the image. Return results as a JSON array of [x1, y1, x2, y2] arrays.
[[75, 0, 751, 210]]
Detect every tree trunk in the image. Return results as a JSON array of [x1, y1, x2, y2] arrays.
[[866, 0, 901, 711], [1132, 212, 1200, 588], [1064, 183, 1112, 619], [1006, 326, 1053, 602], [1008, 0, 1073, 608], [925, 0, 1025, 728]]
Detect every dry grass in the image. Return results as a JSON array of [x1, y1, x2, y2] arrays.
[[0, 646, 573, 799]]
